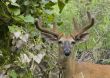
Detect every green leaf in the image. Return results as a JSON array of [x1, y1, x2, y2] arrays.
[[9, 7, 20, 15], [8, 25, 23, 33], [8, 2, 20, 15], [58, 0, 65, 13], [45, 1, 56, 9], [65, 0, 69, 3], [24, 15, 34, 23], [13, 15, 24, 23], [57, 21, 63, 26], [18, 15, 25, 20], [10, 0, 17, 3], [11, 3, 20, 7], [24, 1, 30, 5], [9, 70, 17, 78], [14, 8, 20, 15], [51, 0, 57, 3]]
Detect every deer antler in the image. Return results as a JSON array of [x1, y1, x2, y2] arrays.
[[71, 12, 94, 38], [73, 18, 79, 32], [35, 18, 62, 39]]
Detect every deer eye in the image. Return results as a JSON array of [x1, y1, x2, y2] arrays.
[[58, 41, 63, 44], [71, 41, 75, 45]]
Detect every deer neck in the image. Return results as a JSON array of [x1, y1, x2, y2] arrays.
[[58, 48, 78, 78]]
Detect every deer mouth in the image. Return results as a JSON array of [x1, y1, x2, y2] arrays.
[[64, 52, 71, 56]]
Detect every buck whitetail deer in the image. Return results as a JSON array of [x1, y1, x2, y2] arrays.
[[35, 12, 110, 78]]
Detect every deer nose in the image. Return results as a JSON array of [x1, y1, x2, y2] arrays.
[[64, 49, 71, 56]]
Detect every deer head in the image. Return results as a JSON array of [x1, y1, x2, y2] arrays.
[[35, 12, 94, 56]]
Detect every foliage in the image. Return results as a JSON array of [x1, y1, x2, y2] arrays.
[[0, 0, 110, 78], [0, 0, 68, 77]]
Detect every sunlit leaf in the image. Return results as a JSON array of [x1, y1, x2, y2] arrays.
[[8, 25, 23, 33], [24, 15, 34, 23], [20, 54, 31, 63], [51, 0, 57, 3], [11, 3, 20, 7], [33, 52, 46, 64], [10, 0, 17, 3], [13, 8, 20, 15]]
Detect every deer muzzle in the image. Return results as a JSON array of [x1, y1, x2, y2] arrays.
[[63, 41, 71, 56]]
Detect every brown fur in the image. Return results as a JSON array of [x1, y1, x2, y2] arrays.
[[61, 57, 110, 78]]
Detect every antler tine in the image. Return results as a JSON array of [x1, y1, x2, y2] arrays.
[[52, 22, 57, 31], [73, 12, 94, 37], [73, 18, 79, 32], [87, 11, 91, 21], [35, 18, 60, 38]]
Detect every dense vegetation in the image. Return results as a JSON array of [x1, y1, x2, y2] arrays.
[[0, 0, 110, 78]]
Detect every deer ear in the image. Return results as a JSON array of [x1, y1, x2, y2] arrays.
[[74, 32, 89, 42], [41, 32, 58, 41]]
